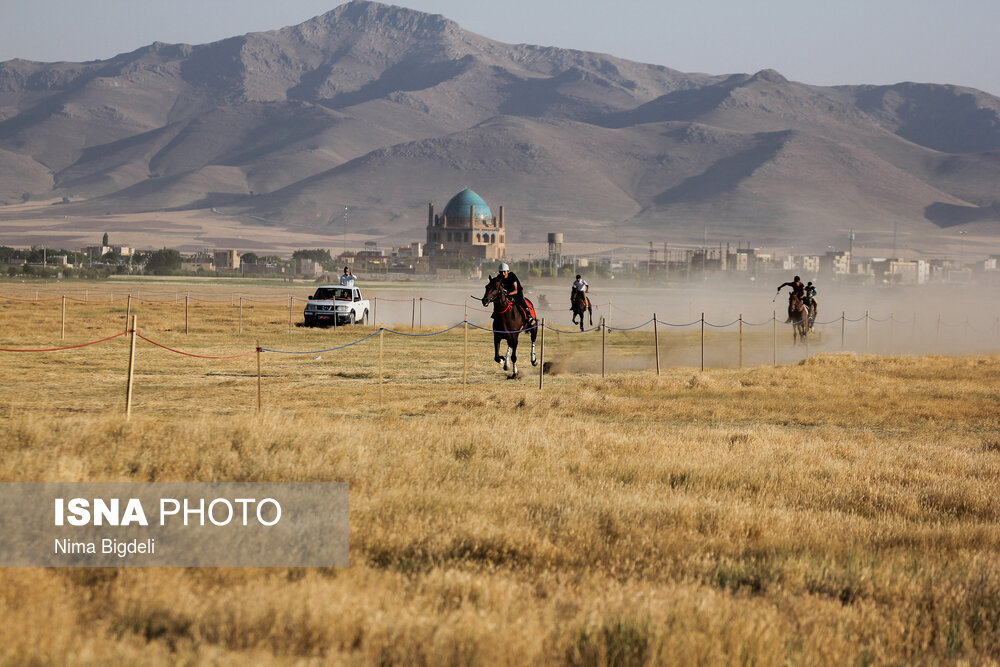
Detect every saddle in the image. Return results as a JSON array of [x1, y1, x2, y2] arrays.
[[522, 298, 536, 324]]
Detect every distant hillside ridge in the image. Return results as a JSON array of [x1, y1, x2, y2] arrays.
[[1, 0, 998, 250]]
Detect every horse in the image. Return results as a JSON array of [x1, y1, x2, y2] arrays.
[[571, 291, 592, 331], [805, 298, 818, 332], [480, 274, 538, 378], [788, 294, 810, 344]]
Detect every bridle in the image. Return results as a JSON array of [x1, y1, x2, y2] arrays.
[[482, 278, 514, 315]]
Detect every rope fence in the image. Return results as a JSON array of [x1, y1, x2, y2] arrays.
[[2, 298, 998, 417]]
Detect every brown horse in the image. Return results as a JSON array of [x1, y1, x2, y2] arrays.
[[481, 274, 538, 378], [805, 298, 818, 332], [788, 294, 810, 344], [571, 291, 592, 331]]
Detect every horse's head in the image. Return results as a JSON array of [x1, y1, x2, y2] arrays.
[[481, 274, 507, 307]]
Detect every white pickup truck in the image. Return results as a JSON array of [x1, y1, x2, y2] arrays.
[[303, 285, 370, 326]]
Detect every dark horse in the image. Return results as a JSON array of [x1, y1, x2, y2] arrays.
[[571, 291, 593, 331], [788, 294, 810, 344], [480, 274, 538, 378]]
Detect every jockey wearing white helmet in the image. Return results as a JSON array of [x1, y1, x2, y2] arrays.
[[498, 262, 534, 324]]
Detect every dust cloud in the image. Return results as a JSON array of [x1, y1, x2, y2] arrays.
[[365, 277, 1000, 366]]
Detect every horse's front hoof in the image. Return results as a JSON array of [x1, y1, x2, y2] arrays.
[[494, 356, 503, 364]]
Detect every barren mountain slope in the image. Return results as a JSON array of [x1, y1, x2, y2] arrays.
[[0, 0, 999, 251]]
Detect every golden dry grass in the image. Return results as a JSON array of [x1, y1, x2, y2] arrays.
[[1, 280, 1000, 665]]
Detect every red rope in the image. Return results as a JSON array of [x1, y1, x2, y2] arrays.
[[0, 330, 128, 352], [0, 295, 64, 302], [135, 334, 257, 359]]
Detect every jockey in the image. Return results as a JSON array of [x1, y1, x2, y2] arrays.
[[776, 275, 806, 323], [571, 274, 590, 310], [498, 262, 536, 325], [804, 281, 818, 313]]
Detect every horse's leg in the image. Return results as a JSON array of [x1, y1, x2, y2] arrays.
[[509, 336, 518, 377], [494, 332, 504, 364], [530, 325, 537, 366], [588, 303, 592, 326]]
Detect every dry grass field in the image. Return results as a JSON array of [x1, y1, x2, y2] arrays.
[[1, 280, 999, 665]]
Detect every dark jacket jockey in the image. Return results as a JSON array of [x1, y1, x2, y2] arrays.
[[777, 276, 805, 299], [777, 276, 806, 323], [498, 263, 536, 325]]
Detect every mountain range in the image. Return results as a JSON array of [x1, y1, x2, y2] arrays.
[[2, 0, 999, 255]]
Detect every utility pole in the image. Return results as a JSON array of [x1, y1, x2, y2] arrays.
[[848, 229, 854, 274], [343, 205, 349, 258]]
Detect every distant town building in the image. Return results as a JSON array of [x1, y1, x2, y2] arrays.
[[821, 250, 851, 276], [425, 188, 506, 261], [181, 259, 214, 272], [84, 245, 134, 258], [214, 249, 240, 270], [293, 258, 322, 276]]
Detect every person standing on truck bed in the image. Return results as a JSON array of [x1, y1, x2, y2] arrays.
[[340, 267, 356, 287]]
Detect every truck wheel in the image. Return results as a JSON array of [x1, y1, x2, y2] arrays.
[[348, 312, 355, 325]]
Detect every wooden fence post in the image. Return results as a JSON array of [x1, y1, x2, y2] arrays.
[[256, 340, 262, 414], [185, 294, 190, 334], [653, 313, 660, 376], [61, 295, 66, 340], [288, 296, 293, 334], [378, 328, 384, 407], [419, 297, 423, 329], [700, 312, 705, 372], [738, 313, 743, 369], [125, 315, 137, 418], [865, 309, 870, 353], [411, 298, 415, 331], [463, 308, 468, 390], [772, 311, 776, 367], [841, 311, 845, 349], [239, 297, 243, 335], [538, 319, 545, 389], [601, 316, 606, 378], [373, 296, 378, 331]]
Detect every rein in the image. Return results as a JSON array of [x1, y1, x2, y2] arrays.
[[485, 282, 515, 318]]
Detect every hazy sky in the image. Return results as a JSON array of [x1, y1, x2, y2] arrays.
[[2, 0, 998, 96]]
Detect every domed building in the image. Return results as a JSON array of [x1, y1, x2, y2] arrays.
[[425, 188, 506, 261]]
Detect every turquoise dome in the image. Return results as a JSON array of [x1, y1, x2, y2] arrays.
[[442, 188, 492, 222]]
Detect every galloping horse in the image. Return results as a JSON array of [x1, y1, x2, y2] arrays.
[[571, 291, 592, 331], [788, 294, 810, 344], [480, 274, 538, 378], [805, 298, 818, 332]]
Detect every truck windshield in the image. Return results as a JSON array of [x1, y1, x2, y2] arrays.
[[312, 288, 351, 300]]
